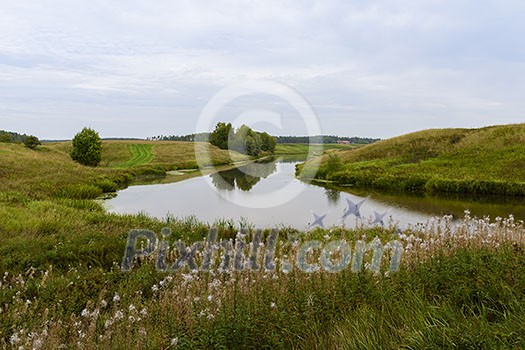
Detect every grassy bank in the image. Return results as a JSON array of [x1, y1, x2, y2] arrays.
[[274, 143, 358, 155], [1, 139, 525, 348], [300, 124, 525, 197]]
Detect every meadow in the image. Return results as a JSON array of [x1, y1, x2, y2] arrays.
[[1, 139, 524, 349], [274, 143, 358, 155], [300, 124, 525, 197]]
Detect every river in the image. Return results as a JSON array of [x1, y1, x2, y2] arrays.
[[104, 159, 525, 230]]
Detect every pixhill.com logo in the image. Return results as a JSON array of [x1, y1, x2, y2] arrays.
[[122, 195, 404, 276], [122, 228, 403, 275]]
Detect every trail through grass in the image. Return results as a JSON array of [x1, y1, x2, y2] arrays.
[[113, 144, 153, 168]]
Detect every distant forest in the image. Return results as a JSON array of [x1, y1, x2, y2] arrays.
[[275, 135, 380, 144], [149, 133, 379, 144], [0, 130, 30, 143]]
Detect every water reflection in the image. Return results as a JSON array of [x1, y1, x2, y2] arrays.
[[325, 188, 341, 204], [210, 159, 277, 191]]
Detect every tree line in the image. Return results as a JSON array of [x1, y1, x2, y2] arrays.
[[275, 135, 380, 144], [151, 133, 379, 145], [147, 133, 210, 142], [0, 130, 41, 149]]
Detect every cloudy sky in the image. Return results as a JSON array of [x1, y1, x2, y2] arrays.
[[1, 1, 524, 139]]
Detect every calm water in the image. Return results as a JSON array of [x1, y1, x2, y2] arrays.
[[105, 160, 525, 230]]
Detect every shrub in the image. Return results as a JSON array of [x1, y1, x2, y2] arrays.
[[70, 127, 102, 166], [24, 135, 41, 149]]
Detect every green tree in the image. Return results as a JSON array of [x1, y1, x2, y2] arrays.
[[24, 135, 41, 149], [0, 134, 11, 143], [260, 132, 276, 153], [209, 122, 233, 150], [209, 122, 275, 157], [231, 125, 262, 156], [71, 127, 102, 166], [244, 133, 261, 156]]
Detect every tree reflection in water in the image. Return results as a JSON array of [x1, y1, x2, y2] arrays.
[[210, 159, 278, 191], [325, 188, 341, 204]]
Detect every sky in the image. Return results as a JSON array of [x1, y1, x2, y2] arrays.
[[1, 0, 524, 140]]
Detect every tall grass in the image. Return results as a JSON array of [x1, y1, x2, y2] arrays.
[[1, 209, 524, 349]]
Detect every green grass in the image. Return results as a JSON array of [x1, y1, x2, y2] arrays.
[[113, 144, 154, 168], [1, 137, 525, 348], [275, 143, 359, 155], [302, 124, 525, 196]]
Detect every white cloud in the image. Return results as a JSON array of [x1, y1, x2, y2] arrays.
[[0, 0, 524, 139]]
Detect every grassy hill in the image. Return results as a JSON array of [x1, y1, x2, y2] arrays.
[[1, 136, 525, 348], [301, 124, 525, 196], [0, 141, 249, 199]]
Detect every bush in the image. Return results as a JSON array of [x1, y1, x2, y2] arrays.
[[70, 127, 102, 166], [24, 135, 41, 149]]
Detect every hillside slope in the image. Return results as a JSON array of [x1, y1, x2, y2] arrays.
[[302, 124, 525, 196], [0, 141, 248, 199]]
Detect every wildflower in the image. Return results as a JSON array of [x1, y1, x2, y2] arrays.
[[81, 308, 89, 317], [307, 295, 314, 307], [33, 337, 43, 349], [151, 284, 159, 293], [10, 332, 20, 345], [129, 304, 136, 313], [91, 308, 100, 319], [207, 294, 213, 302], [140, 308, 148, 317], [270, 302, 276, 308], [113, 292, 120, 303], [114, 310, 124, 320], [182, 274, 194, 284], [209, 279, 221, 289], [170, 337, 178, 347], [100, 300, 108, 309]]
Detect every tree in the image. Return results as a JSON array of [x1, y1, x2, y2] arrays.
[[230, 125, 262, 156], [260, 132, 276, 153], [0, 134, 11, 143], [209, 122, 276, 157], [24, 135, 41, 149], [71, 127, 102, 166], [209, 122, 233, 150]]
